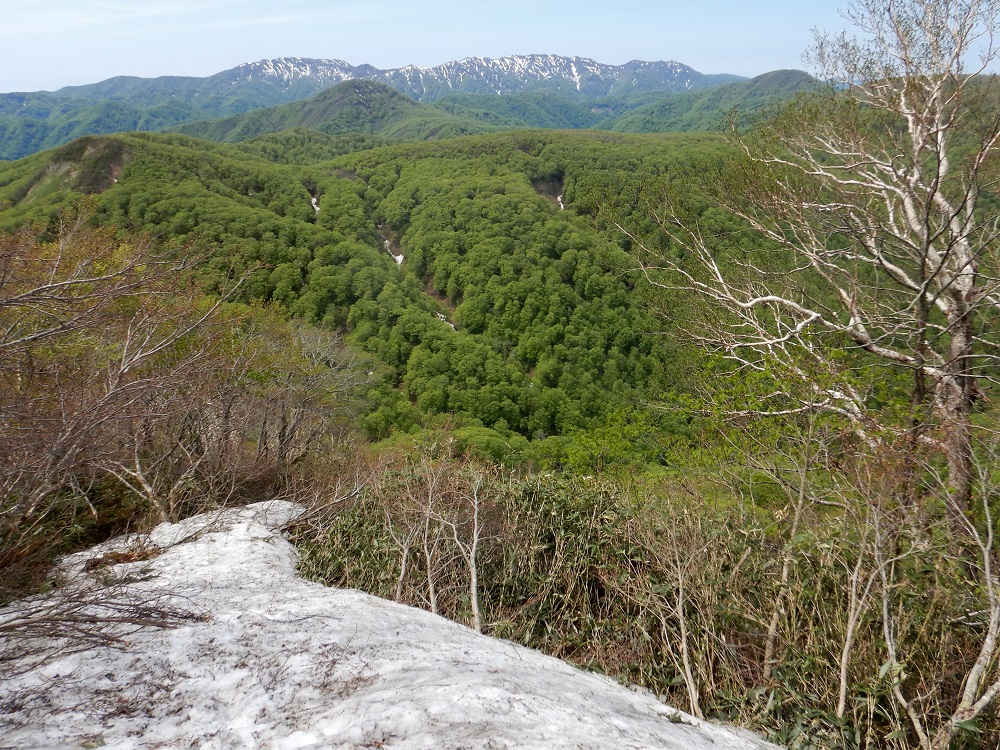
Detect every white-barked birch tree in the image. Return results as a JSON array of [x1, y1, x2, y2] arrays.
[[625, 1, 1000, 746], [630, 0, 1000, 518]]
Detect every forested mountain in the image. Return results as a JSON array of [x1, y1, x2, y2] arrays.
[[431, 89, 671, 130], [604, 69, 818, 131], [176, 80, 498, 143], [429, 71, 820, 133], [169, 74, 817, 148], [0, 54, 771, 159], [0, 128, 726, 453], [5, 54, 740, 107]]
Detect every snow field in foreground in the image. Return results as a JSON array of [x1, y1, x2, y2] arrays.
[[0, 501, 782, 750]]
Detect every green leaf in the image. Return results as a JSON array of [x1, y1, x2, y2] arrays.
[[878, 660, 893, 680], [954, 719, 981, 734]]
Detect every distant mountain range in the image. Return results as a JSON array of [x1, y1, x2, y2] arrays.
[[174, 70, 815, 146], [0, 55, 814, 160], [8, 54, 743, 102]]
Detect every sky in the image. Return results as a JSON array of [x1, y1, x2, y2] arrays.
[[0, 0, 849, 92]]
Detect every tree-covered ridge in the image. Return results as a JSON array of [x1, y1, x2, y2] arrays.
[[175, 74, 818, 147], [429, 90, 663, 130], [233, 129, 399, 165], [605, 69, 819, 132], [176, 81, 500, 144], [0, 129, 727, 448]]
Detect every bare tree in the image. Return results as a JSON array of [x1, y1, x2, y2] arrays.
[[0, 213, 196, 359], [371, 452, 497, 633], [377, 455, 455, 616], [0, 217, 229, 587], [619, 1, 1000, 744], [435, 466, 491, 633], [627, 0, 1000, 516], [0, 214, 361, 597], [252, 324, 371, 472], [867, 441, 1000, 750]]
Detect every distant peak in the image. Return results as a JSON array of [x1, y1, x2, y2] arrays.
[[227, 54, 707, 95]]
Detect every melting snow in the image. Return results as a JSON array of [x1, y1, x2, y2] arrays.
[[435, 313, 457, 331], [384, 239, 404, 265], [0, 502, 782, 750]]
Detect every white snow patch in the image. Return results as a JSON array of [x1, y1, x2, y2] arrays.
[[570, 62, 581, 90], [384, 238, 404, 265], [0, 502, 783, 750], [435, 312, 456, 331]]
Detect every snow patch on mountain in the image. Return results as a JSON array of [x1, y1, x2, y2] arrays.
[[0, 502, 782, 750], [228, 57, 359, 91]]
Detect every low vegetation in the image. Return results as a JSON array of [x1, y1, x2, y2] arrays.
[[294, 427, 1000, 750]]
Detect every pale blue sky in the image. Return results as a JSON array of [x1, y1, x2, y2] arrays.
[[1, 0, 848, 92]]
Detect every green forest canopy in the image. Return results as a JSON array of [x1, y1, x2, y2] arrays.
[[0, 128, 732, 459]]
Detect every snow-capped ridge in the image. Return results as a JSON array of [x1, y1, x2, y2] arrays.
[[220, 53, 733, 100], [227, 57, 359, 90]]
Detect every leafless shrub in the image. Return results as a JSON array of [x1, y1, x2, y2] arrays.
[[0, 576, 202, 682], [0, 210, 373, 697]]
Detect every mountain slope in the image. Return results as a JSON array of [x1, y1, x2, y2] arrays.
[[7, 55, 740, 105], [370, 54, 742, 99], [605, 69, 818, 132], [175, 71, 818, 146], [0, 129, 727, 439], [431, 90, 611, 129], [176, 80, 497, 143]]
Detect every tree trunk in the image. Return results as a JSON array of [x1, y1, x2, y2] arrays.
[[929, 724, 958, 750], [942, 305, 975, 524]]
